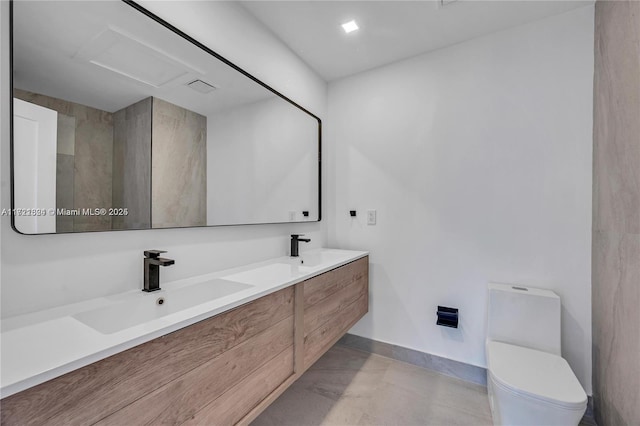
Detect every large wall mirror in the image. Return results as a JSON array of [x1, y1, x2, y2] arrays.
[[10, 1, 321, 234]]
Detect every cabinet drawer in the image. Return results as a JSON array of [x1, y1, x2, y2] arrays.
[[302, 257, 369, 370], [303, 256, 368, 308]]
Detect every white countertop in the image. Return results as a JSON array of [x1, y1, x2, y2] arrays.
[[0, 248, 368, 398]]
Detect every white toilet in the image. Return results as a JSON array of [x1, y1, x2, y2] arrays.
[[486, 283, 587, 426]]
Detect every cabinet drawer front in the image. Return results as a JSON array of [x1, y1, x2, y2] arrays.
[[303, 257, 368, 308], [304, 272, 368, 336], [302, 257, 369, 370], [304, 294, 368, 370], [183, 348, 294, 426], [97, 317, 294, 426]]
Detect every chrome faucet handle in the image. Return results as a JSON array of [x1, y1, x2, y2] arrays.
[[144, 250, 167, 259]]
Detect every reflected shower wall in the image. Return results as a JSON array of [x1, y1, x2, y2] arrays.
[[114, 96, 206, 229], [13, 90, 206, 232], [14, 89, 114, 232], [112, 98, 151, 230], [152, 98, 207, 228]]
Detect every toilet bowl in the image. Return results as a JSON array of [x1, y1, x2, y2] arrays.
[[486, 283, 587, 426]]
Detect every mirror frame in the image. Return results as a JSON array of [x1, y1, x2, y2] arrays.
[[9, 0, 322, 235]]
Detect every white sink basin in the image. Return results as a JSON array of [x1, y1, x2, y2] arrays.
[[296, 250, 349, 268], [289, 249, 352, 271], [223, 263, 309, 286], [73, 279, 252, 334], [223, 250, 352, 286]]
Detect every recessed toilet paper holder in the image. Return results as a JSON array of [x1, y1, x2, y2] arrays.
[[436, 306, 459, 328]]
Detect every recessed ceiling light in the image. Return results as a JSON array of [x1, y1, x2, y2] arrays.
[[341, 20, 359, 34]]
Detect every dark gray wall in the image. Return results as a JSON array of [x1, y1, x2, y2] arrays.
[[112, 97, 152, 230], [151, 98, 207, 228]]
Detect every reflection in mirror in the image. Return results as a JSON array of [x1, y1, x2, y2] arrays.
[[11, 1, 320, 234]]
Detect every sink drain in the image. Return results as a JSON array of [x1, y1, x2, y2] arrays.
[[156, 297, 165, 305]]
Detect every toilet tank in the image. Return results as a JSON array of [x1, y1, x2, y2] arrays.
[[487, 283, 561, 356]]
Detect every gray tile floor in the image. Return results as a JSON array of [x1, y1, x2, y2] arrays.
[[252, 344, 494, 426]]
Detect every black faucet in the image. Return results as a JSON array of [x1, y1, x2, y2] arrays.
[[143, 250, 175, 292], [290, 234, 311, 257]]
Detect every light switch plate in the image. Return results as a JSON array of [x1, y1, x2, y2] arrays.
[[367, 210, 377, 225]]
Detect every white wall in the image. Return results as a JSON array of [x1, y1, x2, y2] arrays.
[[327, 7, 594, 393], [0, 1, 327, 318], [207, 96, 318, 225]]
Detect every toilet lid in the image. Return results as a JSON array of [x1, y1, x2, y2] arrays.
[[487, 341, 587, 410]]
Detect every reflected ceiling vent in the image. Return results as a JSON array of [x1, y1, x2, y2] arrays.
[[187, 79, 217, 94], [73, 27, 203, 88]]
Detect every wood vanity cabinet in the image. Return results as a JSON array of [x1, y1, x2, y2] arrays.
[[302, 257, 369, 371], [0, 256, 368, 426]]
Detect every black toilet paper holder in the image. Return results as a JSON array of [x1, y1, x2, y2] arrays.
[[436, 306, 459, 328]]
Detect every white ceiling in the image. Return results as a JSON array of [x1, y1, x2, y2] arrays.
[[241, 0, 594, 82], [13, 1, 275, 115]]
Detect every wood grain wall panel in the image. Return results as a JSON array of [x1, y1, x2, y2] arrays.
[[96, 317, 293, 426], [304, 273, 368, 337], [593, 3, 640, 424], [303, 257, 368, 308], [183, 348, 294, 426], [303, 294, 368, 370], [0, 287, 293, 426]]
